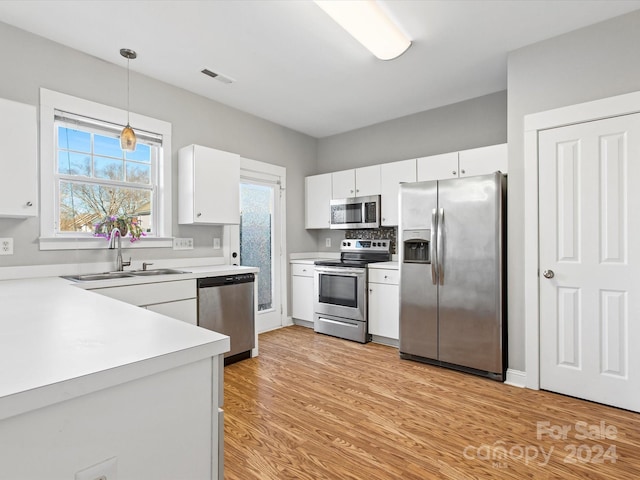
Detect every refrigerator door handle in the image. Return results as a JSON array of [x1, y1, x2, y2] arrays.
[[430, 209, 438, 284], [437, 208, 444, 285]]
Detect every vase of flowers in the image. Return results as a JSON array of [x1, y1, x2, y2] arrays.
[[94, 215, 145, 242]]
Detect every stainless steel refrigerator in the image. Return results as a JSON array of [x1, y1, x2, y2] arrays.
[[399, 172, 506, 381]]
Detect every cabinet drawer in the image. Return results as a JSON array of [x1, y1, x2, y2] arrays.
[[368, 268, 399, 285], [291, 263, 314, 277], [90, 279, 196, 307]]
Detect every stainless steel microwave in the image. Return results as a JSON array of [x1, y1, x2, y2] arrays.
[[330, 195, 380, 229]]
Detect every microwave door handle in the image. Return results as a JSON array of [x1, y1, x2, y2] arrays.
[[430, 209, 437, 285], [437, 208, 444, 285]]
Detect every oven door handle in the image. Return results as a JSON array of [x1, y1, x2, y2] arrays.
[[315, 266, 366, 276]]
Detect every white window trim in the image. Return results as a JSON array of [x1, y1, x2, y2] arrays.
[[39, 88, 173, 250]]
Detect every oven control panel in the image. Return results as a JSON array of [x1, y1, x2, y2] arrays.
[[341, 239, 390, 252]]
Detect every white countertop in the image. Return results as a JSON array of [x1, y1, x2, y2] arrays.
[[0, 264, 255, 421]]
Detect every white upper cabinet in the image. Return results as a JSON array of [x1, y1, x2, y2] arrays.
[[305, 173, 332, 229], [0, 98, 38, 218], [416, 152, 459, 182], [459, 143, 508, 177], [380, 158, 416, 226], [331, 165, 381, 199], [178, 144, 240, 225], [417, 144, 507, 182]]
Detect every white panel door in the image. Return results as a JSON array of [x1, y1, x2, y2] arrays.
[[539, 113, 640, 412]]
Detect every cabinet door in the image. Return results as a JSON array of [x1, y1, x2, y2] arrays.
[[459, 143, 507, 177], [291, 275, 314, 322], [368, 282, 399, 340], [0, 98, 37, 218], [380, 159, 416, 226], [416, 152, 459, 181], [179, 145, 240, 224], [305, 173, 332, 229], [355, 165, 381, 197], [147, 298, 198, 325], [331, 169, 355, 199]]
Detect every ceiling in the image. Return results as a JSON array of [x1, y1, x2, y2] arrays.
[[0, 0, 639, 138]]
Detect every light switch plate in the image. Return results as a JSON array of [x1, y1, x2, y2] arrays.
[[0, 238, 13, 255], [325, 238, 331, 248], [173, 237, 194, 250]]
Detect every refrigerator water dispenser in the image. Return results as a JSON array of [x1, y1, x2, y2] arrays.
[[403, 234, 431, 264]]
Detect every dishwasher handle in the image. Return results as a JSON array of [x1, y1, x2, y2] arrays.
[[197, 273, 255, 288]]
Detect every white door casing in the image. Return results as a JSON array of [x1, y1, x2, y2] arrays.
[[524, 91, 640, 391], [538, 114, 640, 412], [224, 158, 288, 335]]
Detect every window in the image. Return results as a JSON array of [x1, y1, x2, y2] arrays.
[[55, 113, 159, 235], [39, 89, 172, 250]]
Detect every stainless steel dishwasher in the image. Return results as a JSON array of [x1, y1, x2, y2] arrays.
[[197, 273, 255, 365]]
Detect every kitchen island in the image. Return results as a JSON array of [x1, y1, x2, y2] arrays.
[[0, 269, 246, 479]]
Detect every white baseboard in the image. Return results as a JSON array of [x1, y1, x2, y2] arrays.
[[505, 368, 527, 388]]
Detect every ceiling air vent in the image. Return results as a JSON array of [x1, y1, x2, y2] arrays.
[[201, 68, 234, 84]]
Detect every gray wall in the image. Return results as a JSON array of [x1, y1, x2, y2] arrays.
[[0, 21, 318, 268], [317, 91, 507, 173], [507, 10, 640, 371]]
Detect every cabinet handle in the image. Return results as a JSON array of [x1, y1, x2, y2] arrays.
[[384, 275, 388, 279], [369, 289, 373, 293], [197, 212, 202, 217], [452, 171, 457, 175], [461, 169, 466, 174], [26, 201, 33, 207]]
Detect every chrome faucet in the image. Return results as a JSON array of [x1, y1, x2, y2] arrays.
[[108, 228, 131, 271]]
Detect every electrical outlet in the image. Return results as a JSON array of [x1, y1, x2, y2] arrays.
[[75, 457, 117, 480], [213, 237, 221, 249], [325, 237, 331, 248], [0, 238, 13, 255], [173, 237, 194, 250]]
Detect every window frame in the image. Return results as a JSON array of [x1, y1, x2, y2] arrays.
[[39, 88, 173, 250]]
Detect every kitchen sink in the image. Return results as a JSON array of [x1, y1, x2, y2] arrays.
[[62, 272, 136, 282], [129, 268, 187, 276], [62, 268, 186, 282]]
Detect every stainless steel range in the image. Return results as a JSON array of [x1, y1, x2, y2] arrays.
[[314, 239, 391, 343]]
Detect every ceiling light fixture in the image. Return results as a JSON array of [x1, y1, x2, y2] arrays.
[[314, 0, 411, 60], [120, 48, 137, 151]]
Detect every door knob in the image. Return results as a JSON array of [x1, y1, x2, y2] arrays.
[[543, 270, 555, 279]]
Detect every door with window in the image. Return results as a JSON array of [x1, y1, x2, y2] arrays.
[[539, 113, 640, 412], [232, 163, 285, 333]]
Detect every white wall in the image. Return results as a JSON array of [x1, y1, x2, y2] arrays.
[[0, 21, 318, 268], [507, 9, 640, 372]]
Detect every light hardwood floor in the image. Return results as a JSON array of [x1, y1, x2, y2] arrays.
[[224, 326, 640, 479]]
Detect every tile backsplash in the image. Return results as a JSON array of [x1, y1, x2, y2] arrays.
[[345, 227, 397, 254]]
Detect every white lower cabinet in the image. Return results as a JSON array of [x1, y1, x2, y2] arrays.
[[89, 279, 197, 324], [146, 298, 197, 325], [368, 267, 399, 342], [291, 263, 314, 323]]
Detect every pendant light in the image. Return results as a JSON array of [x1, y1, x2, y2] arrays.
[[120, 48, 137, 151]]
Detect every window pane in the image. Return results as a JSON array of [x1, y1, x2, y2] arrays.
[[125, 143, 151, 163], [94, 134, 124, 158], [239, 183, 273, 311], [58, 127, 90, 152], [94, 156, 123, 181], [58, 151, 90, 176], [126, 162, 150, 184], [59, 181, 152, 233]]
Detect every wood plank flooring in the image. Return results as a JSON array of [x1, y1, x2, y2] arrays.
[[224, 326, 640, 479]]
